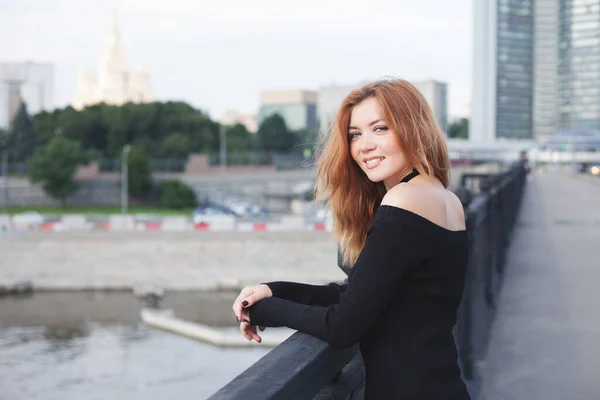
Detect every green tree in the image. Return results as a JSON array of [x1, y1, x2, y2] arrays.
[[126, 146, 152, 198], [257, 114, 297, 152], [76, 104, 109, 152], [11, 102, 37, 162], [0, 128, 13, 178], [106, 105, 133, 157], [158, 179, 197, 209], [191, 126, 216, 153], [0, 128, 14, 152], [225, 123, 255, 152], [447, 118, 469, 139], [28, 136, 88, 206], [127, 102, 160, 145], [33, 109, 59, 147], [132, 136, 159, 157], [162, 132, 190, 158], [51, 105, 109, 153], [31, 101, 223, 159]]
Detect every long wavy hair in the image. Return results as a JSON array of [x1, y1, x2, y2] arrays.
[[315, 78, 450, 267]]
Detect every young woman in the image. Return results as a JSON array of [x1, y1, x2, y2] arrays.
[[232, 79, 470, 399]]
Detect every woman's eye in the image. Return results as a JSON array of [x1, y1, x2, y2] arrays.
[[374, 126, 389, 132], [348, 132, 360, 140]]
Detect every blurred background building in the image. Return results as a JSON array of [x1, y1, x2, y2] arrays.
[[534, 0, 559, 143], [219, 109, 259, 133], [72, 13, 152, 110], [317, 79, 448, 138], [558, 0, 600, 135], [472, 0, 600, 144], [412, 80, 448, 133], [0, 62, 54, 129], [258, 89, 318, 132], [317, 82, 363, 138]]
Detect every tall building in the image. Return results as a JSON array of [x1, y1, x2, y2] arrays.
[[72, 13, 152, 110], [318, 79, 448, 138], [558, 0, 600, 132], [412, 80, 448, 133], [472, 0, 534, 143], [317, 82, 366, 137], [472, 0, 600, 144], [258, 90, 318, 132], [534, 0, 560, 142], [0, 62, 54, 129]]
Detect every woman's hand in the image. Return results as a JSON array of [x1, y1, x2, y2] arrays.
[[232, 284, 272, 342]]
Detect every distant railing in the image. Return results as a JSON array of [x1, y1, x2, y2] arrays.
[[208, 151, 271, 167], [208, 162, 528, 399], [455, 161, 527, 396], [98, 158, 187, 173], [208, 151, 309, 169], [1, 162, 27, 176]]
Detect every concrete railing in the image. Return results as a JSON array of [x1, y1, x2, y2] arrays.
[[208, 332, 363, 400], [205, 162, 528, 400]]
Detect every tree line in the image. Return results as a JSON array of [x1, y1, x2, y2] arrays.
[[33, 101, 312, 160], [0, 101, 315, 208]]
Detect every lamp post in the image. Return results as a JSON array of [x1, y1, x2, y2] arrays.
[[121, 144, 131, 214], [0, 129, 9, 213], [219, 125, 227, 174]]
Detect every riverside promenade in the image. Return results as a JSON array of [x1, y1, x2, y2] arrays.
[[480, 171, 600, 399]]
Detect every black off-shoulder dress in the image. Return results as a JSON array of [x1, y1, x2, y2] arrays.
[[249, 177, 471, 399]]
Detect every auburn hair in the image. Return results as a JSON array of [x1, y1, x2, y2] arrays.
[[315, 78, 450, 266]]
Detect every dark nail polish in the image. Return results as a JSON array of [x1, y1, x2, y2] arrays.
[[242, 300, 249, 307], [236, 316, 239, 322]]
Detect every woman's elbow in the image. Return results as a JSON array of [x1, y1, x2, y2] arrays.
[[326, 331, 359, 349]]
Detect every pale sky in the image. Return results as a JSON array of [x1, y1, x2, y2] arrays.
[[1, 0, 473, 120]]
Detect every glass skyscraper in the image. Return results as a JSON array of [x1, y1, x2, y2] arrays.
[[472, 0, 600, 143], [559, 0, 600, 131], [534, 0, 560, 141], [496, 0, 535, 140]]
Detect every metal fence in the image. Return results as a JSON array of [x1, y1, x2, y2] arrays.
[[5, 151, 310, 176], [455, 161, 527, 394], [208, 161, 528, 400]]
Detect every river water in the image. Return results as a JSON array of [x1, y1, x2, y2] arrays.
[[0, 291, 271, 400]]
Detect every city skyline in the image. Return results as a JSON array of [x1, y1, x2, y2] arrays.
[[0, 0, 472, 121]]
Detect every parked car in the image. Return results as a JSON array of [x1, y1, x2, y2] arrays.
[[11, 211, 44, 229], [221, 198, 269, 218], [307, 202, 330, 222], [192, 202, 238, 224], [245, 204, 270, 218]]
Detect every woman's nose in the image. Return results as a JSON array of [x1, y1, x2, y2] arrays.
[[360, 138, 377, 153]]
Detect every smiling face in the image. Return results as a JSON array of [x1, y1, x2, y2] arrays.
[[348, 97, 411, 191]]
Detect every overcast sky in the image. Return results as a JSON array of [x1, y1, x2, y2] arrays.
[[1, 0, 473, 120]]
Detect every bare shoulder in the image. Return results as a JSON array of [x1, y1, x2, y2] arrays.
[[446, 190, 466, 229], [380, 181, 428, 213], [381, 181, 465, 230], [447, 190, 466, 218]]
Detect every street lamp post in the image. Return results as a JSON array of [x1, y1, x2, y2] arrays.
[[121, 144, 131, 214], [219, 125, 227, 174], [0, 130, 9, 213]]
